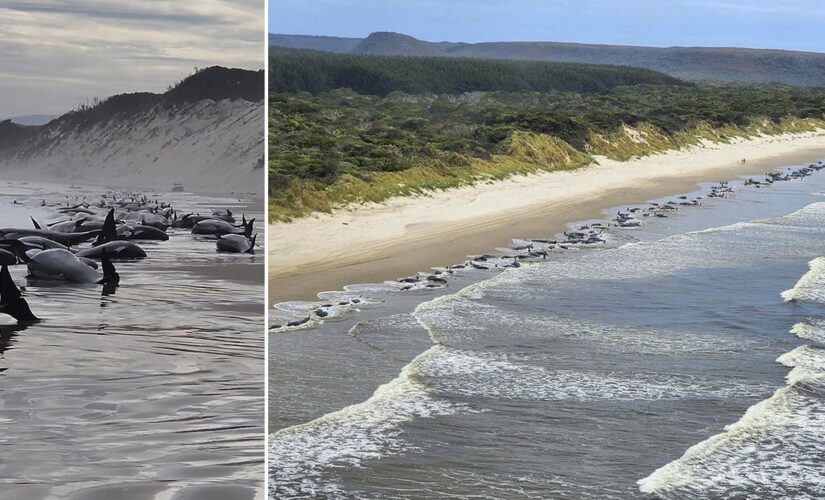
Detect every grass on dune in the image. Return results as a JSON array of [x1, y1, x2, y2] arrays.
[[269, 116, 825, 222]]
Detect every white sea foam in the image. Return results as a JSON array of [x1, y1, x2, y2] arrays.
[[781, 257, 825, 303], [454, 202, 825, 299], [344, 282, 406, 293], [273, 300, 318, 312], [474, 224, 822, 298], [418, 349, 774, 403], [316, 290, 369, 302], [769, 201, 825, 230], [268, 346, 462, 499], [270, 296, 372, 331], [638, 348, 825, 498], [791, 318, 825, 344], [415, 293, 766, 355], [640, 251, 825, 498], [778, 345, 825, 382]]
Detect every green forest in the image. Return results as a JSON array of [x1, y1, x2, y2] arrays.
[[269, 47, 685, 95], [269, 49, 825, 220]]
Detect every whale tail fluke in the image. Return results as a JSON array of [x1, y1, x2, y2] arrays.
[[0, 265, 39, 323], [243, 218, 255, 238], [94, 209, 117, 247]]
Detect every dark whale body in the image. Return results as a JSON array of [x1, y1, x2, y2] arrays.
[[47, 220, 85, 233], [77, 241, 147, 260], [17, 236, 69, 251], [85, 209, 147, 259], [26, 248, 119, 284], [193, 216, 255, 237], [128, 225, 169, 241], [216, 234, 256, 254], [0, 228, 99, 246], [192, 219, 238, 236], [0, 249, 16, 266]]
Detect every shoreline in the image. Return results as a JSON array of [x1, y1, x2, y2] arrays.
[[1, 177, 264, 211], [268, 130, 825, 303]]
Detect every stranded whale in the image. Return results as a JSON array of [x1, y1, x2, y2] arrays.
[[192, 216, 255, 237], [0, 228, 100, 247], [80, 209, 147, 260], [216, 233, 257, 254], [26, 248, 119, 285]]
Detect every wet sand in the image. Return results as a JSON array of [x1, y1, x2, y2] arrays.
[[269, 132, 825, 303], [0, 182, 265, 499]]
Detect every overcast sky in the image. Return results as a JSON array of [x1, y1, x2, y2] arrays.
[[271, 0, 825, 53], [1, 1, 264, 118]]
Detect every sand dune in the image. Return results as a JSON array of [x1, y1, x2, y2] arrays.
[[0, 99, 263, 195]]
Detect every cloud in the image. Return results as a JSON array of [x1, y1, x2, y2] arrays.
[[0, 0, 264, 117]]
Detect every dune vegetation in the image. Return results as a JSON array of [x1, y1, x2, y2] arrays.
[[269, 49, 825, 221]]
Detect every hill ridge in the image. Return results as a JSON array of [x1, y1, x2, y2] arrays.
[[270, 31, 825, 86]]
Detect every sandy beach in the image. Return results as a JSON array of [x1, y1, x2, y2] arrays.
[[268, 130, 825, 302]]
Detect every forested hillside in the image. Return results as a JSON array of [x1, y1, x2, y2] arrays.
[[269, 47, 685, 95], [269, 50, 825, 220]]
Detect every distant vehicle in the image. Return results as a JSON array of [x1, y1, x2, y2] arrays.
[[172, 182, 184, 192]]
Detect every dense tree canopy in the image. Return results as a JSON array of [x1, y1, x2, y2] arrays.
[[269, 49, 825, 218], [269, 47, 687, 95]]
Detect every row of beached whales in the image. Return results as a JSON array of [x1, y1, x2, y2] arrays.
[[0, 191, 258, 323], [271, 161, 825, 330]]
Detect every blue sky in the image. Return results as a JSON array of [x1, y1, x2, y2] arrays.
[[270, 0, 825, 52]]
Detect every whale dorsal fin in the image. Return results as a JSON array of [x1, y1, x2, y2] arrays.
[[30, 217, 42, 230], [0, 265, 21, 303], [0, 265, 39, 323], [244, 218, 255, 238], [94, 209, 117, 247], [99, 250, 120, 286]]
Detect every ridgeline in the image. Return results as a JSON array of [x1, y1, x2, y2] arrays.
[[1, 66, 264, 148], [272, 31, 825, 86]]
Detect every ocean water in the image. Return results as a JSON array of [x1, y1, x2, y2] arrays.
[[0, 180, 265, 499], [270, 163, 825, 499]]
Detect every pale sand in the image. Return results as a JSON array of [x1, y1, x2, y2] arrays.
[[269, 130, 825, 303]]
